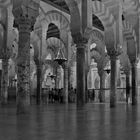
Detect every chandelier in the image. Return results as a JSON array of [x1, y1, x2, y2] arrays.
[[54, 47, 67, 65]]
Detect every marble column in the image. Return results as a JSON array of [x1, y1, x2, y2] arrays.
[[68, 66, 71, 90], [1, 8, 10, 105], [85, 49, 89, 103], [0, 70, 2, 96], [131, 62, 137, 105], [12, 0, 39, 114], [1, 59, 9, 104], [85, 71, 88, 103], [110, 55, 117, 107], [36, 63, 42, 105], [125, 72, 130, 103], [16, 18, 32, 113], [63, 62, 68, 103], [34, 29, 43, 105], [98, 70, 106, 103], [76, 43, 86, 106], [55, 67, 58, 89]]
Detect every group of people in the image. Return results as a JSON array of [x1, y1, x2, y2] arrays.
[[42, 87, 76, 104], [48, 88, 64, 103], [68, 88, 76, 103], [87, 89, 95, 102], [42, 88, 96, 104]]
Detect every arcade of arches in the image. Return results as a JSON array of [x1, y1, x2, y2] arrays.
[[0, 0, 140, 114]]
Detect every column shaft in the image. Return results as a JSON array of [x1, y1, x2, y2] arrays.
[[85, 71, 88, 103], [85, 49, 89, 103], [55, 67, 57, 89], [99, 72, 105, 102], [1, 8, 9, 105], [68, 66, 71, 90], [110, 56, 117, 107], [12, 0, 40, 114], [55, 67, 59, 89], [76, 45, 85, 106], [0, 70, 2, 97], [36, 64, 42, 104], [63, 63, 68, 103], [16, 19, 31, 114], [1, 59, 9, 104], [131, 63, 137, 105], [126, 73, 130, 103]]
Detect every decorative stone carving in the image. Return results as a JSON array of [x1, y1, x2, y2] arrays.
[[12, 0, 40, 31], [107, 47, 122, 58], [12, 0, 40, 114], [1, 47, 11, 60], [72, 33, 88, 46]]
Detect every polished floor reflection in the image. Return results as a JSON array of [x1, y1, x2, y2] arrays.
[[0, 103, 140, 140]]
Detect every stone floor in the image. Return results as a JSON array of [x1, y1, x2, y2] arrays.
[[0, 103, 140, 140]]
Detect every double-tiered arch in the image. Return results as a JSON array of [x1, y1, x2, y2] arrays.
[[92, 1, 115, 51], [64, 0, 81, 35], [88, 29, 105, 55], [92, 1, 115, 28], [45, 10, 70, 31]]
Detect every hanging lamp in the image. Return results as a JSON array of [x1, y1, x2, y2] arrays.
[[54, 47, 67, 65], [105, 69, 111, 74], [53, 1, 67, 66]]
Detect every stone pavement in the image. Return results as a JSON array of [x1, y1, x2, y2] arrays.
[[0, 103, 140, 140]]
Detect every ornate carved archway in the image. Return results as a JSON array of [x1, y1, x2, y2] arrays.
[[92, 1, 116, 52], [88, 29, 105, 55], [45, 10, 70, 31]]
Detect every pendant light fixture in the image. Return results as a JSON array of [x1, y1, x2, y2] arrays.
[[54, 47, 67, 65], [53, 1, 67, 65]]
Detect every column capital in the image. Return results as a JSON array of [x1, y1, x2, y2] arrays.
[[108, 49, 122, 59], [1, 47, 11, 60], [107, 45, 122, 58], [123, 68, 130, 76], [129, 56, 138, 66], [72, 32, 88, 47], [12, 0, 40, 31]]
